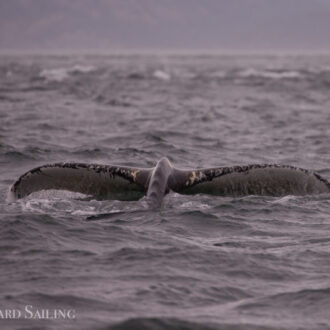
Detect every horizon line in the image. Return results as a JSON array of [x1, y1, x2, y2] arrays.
[[1, 48, 330, 56]]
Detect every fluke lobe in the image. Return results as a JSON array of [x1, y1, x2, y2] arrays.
[[9, 157, 330, 207]]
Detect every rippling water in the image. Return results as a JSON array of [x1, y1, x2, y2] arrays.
[[1, 54, 330, 330]]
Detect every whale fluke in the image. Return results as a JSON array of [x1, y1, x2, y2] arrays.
[[9, 162, 152, 201], [171, 164, 330, 197], [9, 159, 330, 206]]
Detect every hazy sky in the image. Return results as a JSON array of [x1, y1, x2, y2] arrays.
[[1, 0, 330, 52]]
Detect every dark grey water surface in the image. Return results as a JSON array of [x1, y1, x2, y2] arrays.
[[1, 54, 330, 330]]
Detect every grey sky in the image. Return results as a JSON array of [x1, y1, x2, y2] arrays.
[[1, 0, 330, 52]]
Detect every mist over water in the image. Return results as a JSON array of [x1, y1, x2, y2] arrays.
[[1, 54, 330, 330]]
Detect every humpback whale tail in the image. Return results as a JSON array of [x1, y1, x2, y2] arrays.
[[8, 158, 330, 207]]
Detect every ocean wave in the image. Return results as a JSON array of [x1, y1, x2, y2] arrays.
[[237, 68, 301, 80], [106, 317, 275, 330], [106, 318, 218, 330], [127, 72, 145, 80], [39, 65, 96, 82], [237, 287, 330, 320], [14, 292, 112, 310], [210, 70, 227, 78]]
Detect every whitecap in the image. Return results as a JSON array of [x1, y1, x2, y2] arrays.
[[269, 195, 297, 204], [178, 201, 211, 210], [238, 68, 301, 80], [39, 68, 69, 82], [68, 65, 96, 74], [39, 65, 96, 82], [153, 70, 171, 81]]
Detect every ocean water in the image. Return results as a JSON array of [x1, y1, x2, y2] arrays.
[[1, 54, 330, 330]]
